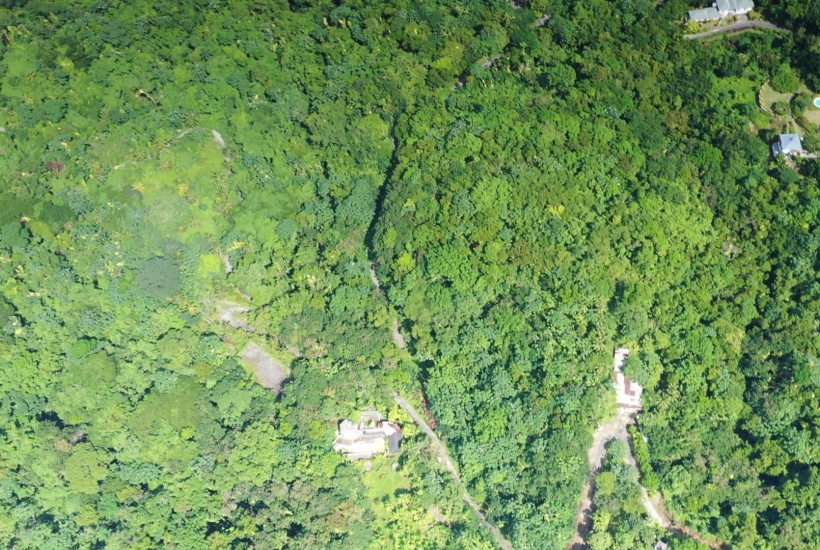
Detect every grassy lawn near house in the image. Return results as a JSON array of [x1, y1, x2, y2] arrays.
[[803, 108, 820, 126], [758, 81, 820, 134], [801, 92, 820, 126], [750, 111, 773, 129], [759, 81, 794, 112]]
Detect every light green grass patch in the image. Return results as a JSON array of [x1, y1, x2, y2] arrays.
[[363, 458, 410, 502], [713, 77, 758, 106], [198, 254, 223, 277], [760, 82, 794, 112], [106, 134, 230, 242], [749, 111, 772, 129]]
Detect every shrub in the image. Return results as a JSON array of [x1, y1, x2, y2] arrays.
[[772, 101, 790, 116], [772, 64, 800, 94], [792, 93, 812, 118]]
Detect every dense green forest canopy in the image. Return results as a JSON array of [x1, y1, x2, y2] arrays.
[[1, 0, 820, 548]]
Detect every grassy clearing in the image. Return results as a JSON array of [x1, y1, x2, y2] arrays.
[[802, 89, 820, 126], [759, 82, 793, 112], [715, 76, 758, 105]]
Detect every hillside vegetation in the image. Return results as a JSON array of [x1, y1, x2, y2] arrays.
[[1, 0, 819, 549]]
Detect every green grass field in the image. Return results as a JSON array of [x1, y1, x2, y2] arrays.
[[759, 82, 794, 112]]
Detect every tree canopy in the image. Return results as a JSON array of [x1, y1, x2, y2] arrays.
[[1, 0, 820, 548]]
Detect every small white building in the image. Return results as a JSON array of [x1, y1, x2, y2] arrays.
[[772, 133, 804, 157], [613, 348, 642, 412]]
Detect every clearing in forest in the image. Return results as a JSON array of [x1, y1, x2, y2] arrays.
[[759, 82, 820, 128], [760, 82, 796, 113], [241, 342, 289, 395]]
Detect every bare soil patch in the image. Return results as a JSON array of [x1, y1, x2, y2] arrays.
[[241, 342, 289, 395]]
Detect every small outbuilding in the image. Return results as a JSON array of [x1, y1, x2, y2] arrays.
[[772, 133, 804, 157], [333, 412, 403, 460]]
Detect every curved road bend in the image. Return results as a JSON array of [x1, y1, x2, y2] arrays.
[[567, 412, 724, 550]]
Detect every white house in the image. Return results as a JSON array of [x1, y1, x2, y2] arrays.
[[772, 133, 804, 157], [613, 348, 642, 412], [688, 0, 753, 22], [715, 0, 754, 17], [687, 7, 721, 22], [333, 412, 403, 460]]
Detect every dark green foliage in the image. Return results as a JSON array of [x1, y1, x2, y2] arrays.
[[792, 92, 813, 118], [772, 63, 800, 93], [629, 425, 659, 491], [1, 0, 819, 548], [136, 257, 181, 301]]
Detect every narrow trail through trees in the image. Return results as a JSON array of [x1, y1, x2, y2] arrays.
[[392, 392, 513, 550], [377, 260, 506, 545]]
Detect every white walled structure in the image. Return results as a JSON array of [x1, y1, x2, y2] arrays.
[[613, 347, 643, 412]]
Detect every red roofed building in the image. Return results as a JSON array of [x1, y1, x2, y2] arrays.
[[613, 347, 642, 412]]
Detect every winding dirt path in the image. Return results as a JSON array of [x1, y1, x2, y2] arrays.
[[567, 412, 632, 549], [368, 262, 407, 349], [113, 127, 229, 170], [213, 299, 303, 358], [567, 412, 724, 550], [393, 392, 513, 550]]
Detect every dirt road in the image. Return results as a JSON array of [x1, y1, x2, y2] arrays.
[[567, 411, 724, 550], [684, 20, 789, 39], [368, 262, 408, 349], [392, 392, 513, 550], [567, 412, 632, 549]]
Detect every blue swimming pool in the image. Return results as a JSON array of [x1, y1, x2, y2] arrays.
[[814, 97, 820, 108]]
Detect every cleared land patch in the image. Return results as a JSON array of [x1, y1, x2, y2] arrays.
[[241, 342, 289, 395]]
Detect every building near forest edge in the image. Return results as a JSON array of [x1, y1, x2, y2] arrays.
[[333, 411, 403, 460], [614, 348, 643, 412], [687, 0, 753, 21]]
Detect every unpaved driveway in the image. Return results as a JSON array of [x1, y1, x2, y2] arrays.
[[368, 263, 407, 349], [567, 412, 632, 549], [216, 301, 255, 332], [567, 411, 724, 550]]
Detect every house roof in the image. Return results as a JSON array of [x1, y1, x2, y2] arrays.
[[688, 7, 721, 21], [779, 134, 803, 153], [716, 0, 754, 12], [333, 418, 403, 459], [613, 348, 642, 411], [388, 432, 402, 454]]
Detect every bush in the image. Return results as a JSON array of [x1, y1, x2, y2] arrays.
[[772, 64, 800, 94], [772, 101, 790, 116], [792, 93, 812, 118], [629, 425, 660, 491], [803, 135, 820, 153]]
